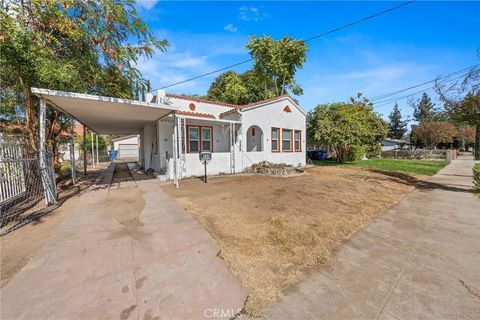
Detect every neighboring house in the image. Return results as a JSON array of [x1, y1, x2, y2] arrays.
[[381, 138, 411, 151], [112, 135, 139, 160], [59, 123, 84, 162], [31, 88, 306, 182]]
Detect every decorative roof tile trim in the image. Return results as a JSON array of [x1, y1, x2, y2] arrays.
[[219, 94, 296, 118], [166, 93, 241, 108], [219, 108, 240, 117], [242, 94, 294, 108], [176, 110, 216, 119]]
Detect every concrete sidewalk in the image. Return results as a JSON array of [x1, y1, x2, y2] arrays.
[[263, 158, 480, 320], [1, 164, 246, 320]]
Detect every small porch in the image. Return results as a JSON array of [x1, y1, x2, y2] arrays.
[[146, 114, 242, 181]]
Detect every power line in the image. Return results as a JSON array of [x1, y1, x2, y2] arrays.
[[372, 70, 473, 109], [370, 65, 478, 103], [373, 74, 468, 108], [152, 0, 417, 91], [304, 1, 416, 42]]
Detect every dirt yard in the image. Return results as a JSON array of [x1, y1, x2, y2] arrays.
[[161, 166, 428, 316]]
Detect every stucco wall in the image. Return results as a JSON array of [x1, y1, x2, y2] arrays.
[[241, 98, 306, 167], [142, 124, 155, 170], [158, 119, 173, 172], [113, 136, 139, 150]]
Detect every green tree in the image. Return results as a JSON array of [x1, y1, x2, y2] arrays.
[[387, 103, 408, 139], [206, 36, 307, 105], [435, 65, 480, 159], [76, 133, 108, 154], [206, 71, 248, 105], [0, 0, 167, 169], [411, 121, 457, 149], [308, 101, 387, 163], [411, 93, 437, 124], [247, 35, 307, 97]]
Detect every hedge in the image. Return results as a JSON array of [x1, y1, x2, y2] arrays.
[[474, 164, 480, 193]]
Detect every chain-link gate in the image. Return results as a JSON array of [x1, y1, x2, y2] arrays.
[[0, 137, 58, 236]]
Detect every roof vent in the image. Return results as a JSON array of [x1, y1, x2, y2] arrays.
[[156, 89, 167, 105], [146, 93, 154, 103]]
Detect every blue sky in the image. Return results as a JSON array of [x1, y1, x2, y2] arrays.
[[135, 1, 480, 120]]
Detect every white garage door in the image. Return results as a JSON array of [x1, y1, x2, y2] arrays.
[[118, 144, 138, 158]]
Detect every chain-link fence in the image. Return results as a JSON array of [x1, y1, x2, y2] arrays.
[[0, 137, 58, 236]]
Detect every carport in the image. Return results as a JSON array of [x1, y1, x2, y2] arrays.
[[31, 88, 180, 198]]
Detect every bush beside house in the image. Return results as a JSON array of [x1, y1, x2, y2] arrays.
[[307, 96, 387, 163]]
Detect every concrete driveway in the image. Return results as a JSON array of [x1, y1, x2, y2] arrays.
[[263, 158, 480, 320], [1, 164, 246, 320]]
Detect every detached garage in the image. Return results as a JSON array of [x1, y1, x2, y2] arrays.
[[112, 135, 139, 160]]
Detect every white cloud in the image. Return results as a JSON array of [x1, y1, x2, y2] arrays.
[[136, 0, 159, 10], [239, 6, 269, 21], [224, 24, 238, 33], [135, 29, 251, 95]]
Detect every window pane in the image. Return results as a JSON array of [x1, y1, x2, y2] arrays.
[[271, 128, 278, 139], [295, 141, 300, 151], [272, 140, 278, 151], [189, 127, 199, 139], [202, 140, 211, 151], [282, 141, 291, 151], [282, 129, 291, 140], [190, 141, 199, 152], [295, 131, 300, 141], [201, 128, 211, 140]]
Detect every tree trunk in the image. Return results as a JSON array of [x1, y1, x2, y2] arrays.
[[18, 76, 38, 156], [475, 122, 480, 160]]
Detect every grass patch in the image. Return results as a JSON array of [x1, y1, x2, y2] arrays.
[[313, 158, 448, 176]]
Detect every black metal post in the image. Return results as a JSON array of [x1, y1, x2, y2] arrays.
[[203, 160, 207, 183], [204, 159, 207, 183]]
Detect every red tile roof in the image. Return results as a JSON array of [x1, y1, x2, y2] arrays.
[[167, 93, 298, 118], [176, 110, 216, 119], [242, 94, 291, 108], [219, 108, 240, 117], [219, 94, 294, 117]]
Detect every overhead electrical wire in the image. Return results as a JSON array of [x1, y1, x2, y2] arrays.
[[371, 68, 476, 109], [369, 65, 478, 102], [150, 0, 417, 91]]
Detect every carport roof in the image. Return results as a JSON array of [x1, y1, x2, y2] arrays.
[[32, 88, 178, 135]]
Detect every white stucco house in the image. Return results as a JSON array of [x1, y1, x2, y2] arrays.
[[31, 88, 306, 184], [112, 135, 139, 159]]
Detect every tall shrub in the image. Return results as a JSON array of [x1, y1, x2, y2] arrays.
[[308, 102, 387, 163]]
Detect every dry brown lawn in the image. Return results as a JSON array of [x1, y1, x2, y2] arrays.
[[161, 166, 427, 316]]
